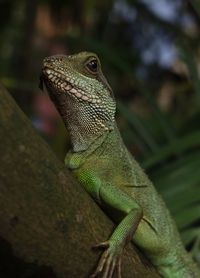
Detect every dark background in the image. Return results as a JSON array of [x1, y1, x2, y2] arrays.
[[0, 0, 200, 275]]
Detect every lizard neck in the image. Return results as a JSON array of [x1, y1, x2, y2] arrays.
[[70, 125, 110, 153], [69, 121, 116, 152], [98, 123, 126, 155], [66, 122, 123, 169], [71, 122, 122, 154], [68, 120, 113, 153], [76, 122, 124, 156]]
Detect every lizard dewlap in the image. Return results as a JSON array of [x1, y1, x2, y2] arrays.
[[40, 51, 200, 278]]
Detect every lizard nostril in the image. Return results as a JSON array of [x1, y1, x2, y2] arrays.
[[43, 55, 64, 67], [43, 57, 53, 67]]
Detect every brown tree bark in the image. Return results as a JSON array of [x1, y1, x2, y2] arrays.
[[0, 84, 160, 277]]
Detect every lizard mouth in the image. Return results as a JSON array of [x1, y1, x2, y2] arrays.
[[40, 67, 75, 95], [40, 67, 100, 104]]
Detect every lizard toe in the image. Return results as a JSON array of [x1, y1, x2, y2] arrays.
[[91, 240, 123, 278]]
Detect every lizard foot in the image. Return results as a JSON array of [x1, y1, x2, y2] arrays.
[[91, 240, 122, 278]]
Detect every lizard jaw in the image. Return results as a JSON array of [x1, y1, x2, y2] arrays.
[[40, 67, 101, 104]]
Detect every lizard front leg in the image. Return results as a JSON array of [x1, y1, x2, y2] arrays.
[[91, 184, 143, 278]]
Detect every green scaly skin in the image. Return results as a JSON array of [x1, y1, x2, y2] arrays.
[[40, 52, 199, 278]]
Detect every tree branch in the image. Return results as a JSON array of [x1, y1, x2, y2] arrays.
[[0, 84, 160, 277]]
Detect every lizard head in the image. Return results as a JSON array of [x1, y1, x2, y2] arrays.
[[40, 52, 116, 151]]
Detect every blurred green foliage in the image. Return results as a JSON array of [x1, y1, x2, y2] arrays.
[[0, 0, 200, 264]]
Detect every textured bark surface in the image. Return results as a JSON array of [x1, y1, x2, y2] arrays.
[[0, 84, 160, 277]]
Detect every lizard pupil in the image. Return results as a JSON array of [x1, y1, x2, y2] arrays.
[[86, 59, 98, 73]]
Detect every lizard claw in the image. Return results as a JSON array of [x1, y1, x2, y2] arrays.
[[91, 240, 122, 278], [93, 241, 110, 250]]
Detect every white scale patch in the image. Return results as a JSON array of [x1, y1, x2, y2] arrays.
[[44, 67, 99, 103]]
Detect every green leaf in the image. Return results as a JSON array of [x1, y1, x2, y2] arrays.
[[181, 227, 200, 246], [175, 205, 200, 230], [143, 131, 200, 169], [118, 101, 159, 153]]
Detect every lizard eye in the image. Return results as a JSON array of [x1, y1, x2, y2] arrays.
[[86, 59, 98, 73]]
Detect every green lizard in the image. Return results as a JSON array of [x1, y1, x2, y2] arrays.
[[40, 51, 199, 278]]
